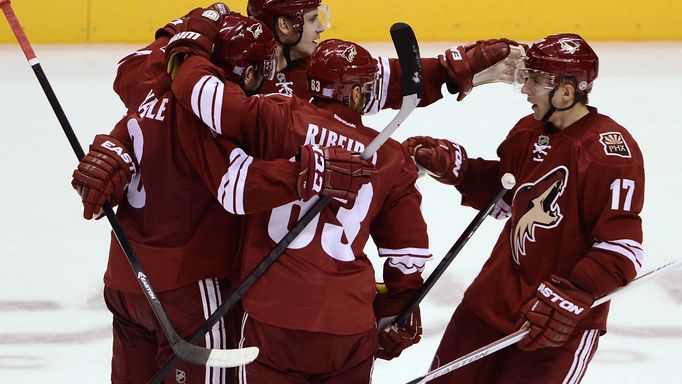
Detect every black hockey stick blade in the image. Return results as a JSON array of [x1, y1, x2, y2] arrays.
[[390, 22, 423, 99], [148, 23, 424, 384], [363, 23, 422, 158], [0, 2, 258, 370]]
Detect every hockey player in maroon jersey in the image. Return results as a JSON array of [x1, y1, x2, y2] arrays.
[[169, 30, 433, 380], [71, 8, 375, 383], [246, 0, 524, 109], [403, 33, 644, 383]]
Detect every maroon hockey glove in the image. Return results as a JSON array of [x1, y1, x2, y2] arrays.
[[517, 274, 594, 351], [402, 136, 468, 186], [297, 144, 375, 201], [439, 39, 513, 101], [374, 287, 422, 360], [165, 3, 230, 76], [71, 135, 137, 220]]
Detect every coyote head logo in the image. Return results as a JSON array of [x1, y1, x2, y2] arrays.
[[510, 166, 568, 264]]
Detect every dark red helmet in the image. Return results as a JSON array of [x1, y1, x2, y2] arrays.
[[524, 33, 599, 95], [211, 13, 277, 82], [307, 39, 377, 103], [247, 0, 321, 32]]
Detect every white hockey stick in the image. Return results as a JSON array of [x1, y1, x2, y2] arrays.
[[405, 258, 682, 384], [0, 0, 258, 368]]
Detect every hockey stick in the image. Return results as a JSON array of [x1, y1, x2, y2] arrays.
[[405, 257, 682, 384], [0, 0, 258, 368], [378, 173, 516, 331], [148, 22, 424, 383]]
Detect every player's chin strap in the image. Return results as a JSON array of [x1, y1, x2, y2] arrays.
[[272, 20, 303, 69], [541, 87, 579, 123]]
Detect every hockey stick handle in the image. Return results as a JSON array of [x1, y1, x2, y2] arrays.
[[1, 2, 258, 368], [406, 257, 682, 384], [380, 173, 516, 331]]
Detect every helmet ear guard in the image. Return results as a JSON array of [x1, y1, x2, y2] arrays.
[[307, 39, 378, 105]]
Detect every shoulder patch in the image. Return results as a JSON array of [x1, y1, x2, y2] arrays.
[[599, 132, 631, 158]]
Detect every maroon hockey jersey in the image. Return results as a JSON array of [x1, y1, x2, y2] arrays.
[[172, 55, 432, 335], [456, 108, 644, 334], [104, 42, 301, 293]]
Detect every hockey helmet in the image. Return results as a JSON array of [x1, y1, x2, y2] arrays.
[[307, 39, 377, 104], [515, 33, 599, 95], [211, 13, 277, 82]]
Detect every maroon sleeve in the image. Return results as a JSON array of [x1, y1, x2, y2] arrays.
[[569, 128, 644, 297], [371, 145, 431, 301], [175, 108, 299, 214]]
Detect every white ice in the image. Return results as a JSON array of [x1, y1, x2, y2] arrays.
[[1, 42, 681, 383]]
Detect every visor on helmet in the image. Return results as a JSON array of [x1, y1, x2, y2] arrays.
[[513, 62, 557, 92], [317, 4, 331, 30]]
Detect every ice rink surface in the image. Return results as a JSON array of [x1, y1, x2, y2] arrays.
[[1, 41, 681, 383]]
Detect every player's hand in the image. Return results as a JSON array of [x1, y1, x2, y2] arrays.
[[439, 39, 517, 100], [165, 3, 230, 77], [296, 144, 375, 201], [402, 136, 468, 186], [71, 134, 137, 220], [473, 38, 528, 87], [517, 274, 594, 351], [156, 3, 230, 39], [374, 284, 422, 360]]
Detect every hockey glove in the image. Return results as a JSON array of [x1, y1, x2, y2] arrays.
[[297, 144, 375, 201], [165, 3, 230, 78], [72, 135, 137, 220], [440, 39, 520, 100], [155, 3, 230, 39], [472, 39, 527, 87], [402, 136, 468, 186], [517, 274, 594, 351], [374, 285, 422, 360]]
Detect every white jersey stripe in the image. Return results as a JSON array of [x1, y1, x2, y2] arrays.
[[593, 239, 643, 273], [563, 329, 598, 384], [198, 278, 227, 383], [217, 148, 252, 214], [378, 247, 432, 258], [238, 312, 249, 384], [362, 56, 390, 115], [191, 75, 224, 135]]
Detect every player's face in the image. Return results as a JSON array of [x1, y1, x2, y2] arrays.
[[290, 8, 325, 60], [520, 71, 555, 120]]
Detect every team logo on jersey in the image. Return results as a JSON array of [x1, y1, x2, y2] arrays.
[[599, 132, 631, 158], [341, 45, 358, 63], [558, 37, 580, 54], [510, 166, 568, 264], [246, 23, 263, 38], [275, 72, 293, 95], [533, 135, 551, 162]]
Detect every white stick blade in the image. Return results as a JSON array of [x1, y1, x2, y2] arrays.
[[206, 346, 259, 368]]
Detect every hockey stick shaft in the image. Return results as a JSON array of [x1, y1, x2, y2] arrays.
[[148, 22, 424, 384], [379, 173, 516, 331], [0, 1, 257, 368], [406, 257, 682, 384]]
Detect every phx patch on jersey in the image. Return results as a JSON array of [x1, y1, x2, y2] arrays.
[[510, 166, 568, 265]]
